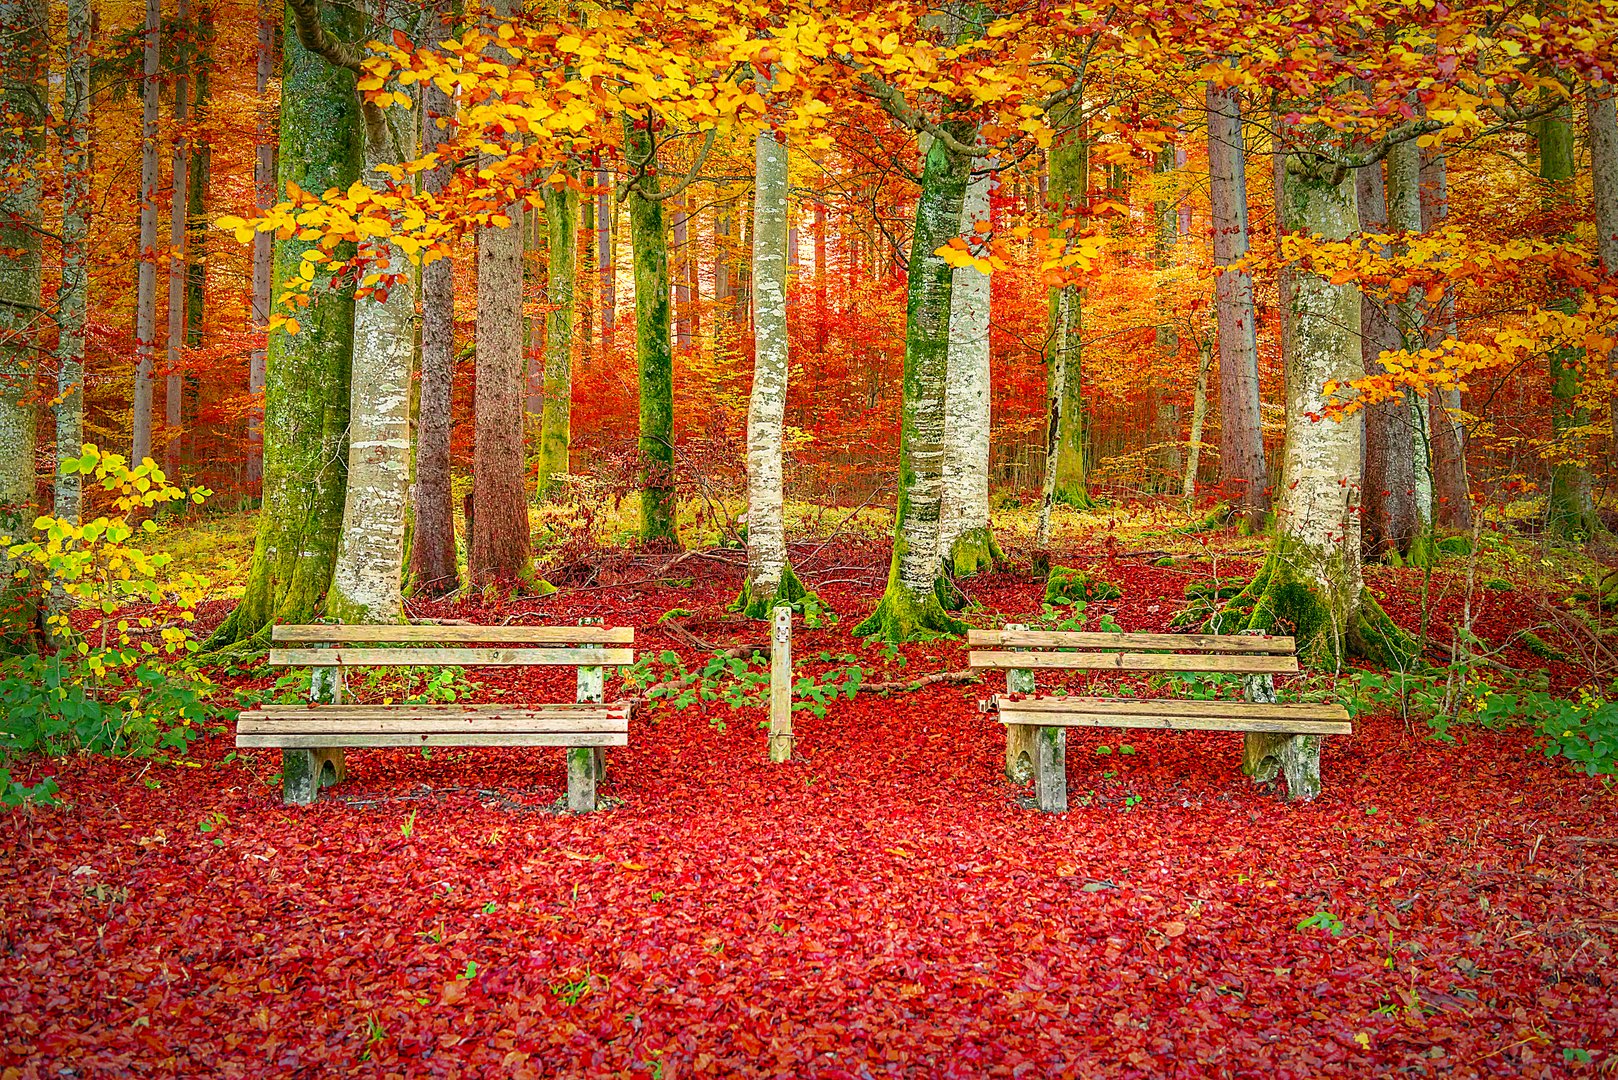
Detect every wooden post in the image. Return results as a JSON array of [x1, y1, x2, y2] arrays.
[[569, 659, 604, 811], [1239, 629, 1323, 800], [768, 605, 793, 763], [1035, 724, 1068, 812], [1003, 623, 1037, 783], [283, 635, 345, 806]]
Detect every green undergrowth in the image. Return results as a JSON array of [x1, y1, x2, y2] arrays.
[[730, 562, 832, 627], [621, 649, 865, 732], [1044, 567, 1122, 606]]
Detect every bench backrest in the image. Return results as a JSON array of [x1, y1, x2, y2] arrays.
[[268, 624, 635, 668], [967, 628, 1298, 675]]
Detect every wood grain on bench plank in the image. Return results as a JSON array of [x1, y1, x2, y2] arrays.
[[273, 625, 634, 644], [995, 696, 1346, 719], [967, 629, 1297, 653], [268, 647, 635, 668], [239, 713, 628, 736], [996, 702, 1350, 735], [969, 650, 1300, 674], [236, 732, 630, 749]]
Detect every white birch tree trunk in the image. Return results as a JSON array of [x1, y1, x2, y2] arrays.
[[327, 79, 420, 622], [739, 125, 797, 616], [939, 155, 996, 575], [132, 0, 160, 465]]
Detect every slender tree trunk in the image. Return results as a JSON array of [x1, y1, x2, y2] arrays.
[[327, 62, 420, 623], [0, 0, 45, 649], [1206, 83, 1269, 523], [55, 0, 93, 526], [1588, 83, 1618, 462], [672, 189, 691, 350], [203, 0, 361, 650], [1419, 145, 1471, 529], [247, 0, 276, 496], [855, 128, 976, 641], [736, 126, 802, 616], [537, 176, 576, 500], [469, 0, 535, 586], [1152, 144, 1182, 489], [132, 0, 160, 464], [408, 16, 458, 597], [1356, 160, 1416, 560], [164, 0, 192, 481], [939, 155, 997, 577], [597, 167, 613, 339], [813, 199, 828, 352], [1183, 338, 1214, 500], [1044, 96, 1090, 511], [1385, 138, 1431, 531], [183, 3, 213, 476], [625, 116, 678, 545]]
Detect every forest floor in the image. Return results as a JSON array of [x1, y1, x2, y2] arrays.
[[3, 511, 1616, 1078]]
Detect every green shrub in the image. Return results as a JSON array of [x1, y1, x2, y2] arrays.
[[1044, 567, 1121, 606]]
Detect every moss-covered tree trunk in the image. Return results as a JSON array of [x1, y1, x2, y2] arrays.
[[624, 116, 679, 546], [735, 123, 804, 617], [55, 0, 91, 527], [203, 0, 361, 651], [1216, 157, 1409, 669], [855, 128, 976, 641], [1044, 96, 1091, 513], [0, 0, 45, 651], [1206, 83, 1269, 524], [939, 153, 1000, 579], [328, 59, 420, 623], [536, 176, 576, 500]]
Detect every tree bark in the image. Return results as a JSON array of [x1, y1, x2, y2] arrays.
[[1588, 83, 1618, 464], [327, 46, 420, 624], [1043, 96, 1091, 516], [1385, 138, 1432, 531], [736, 125, 802, 617], [537, 176, 577, 500], [202, 0, 361, 651], [408, 12, 459, 597], [1183, 338, 1214, 500], [0, 0, 45, 649], [247, 0, 277, 496], [1206, 83, 1269, 523], [1419, 145, 1471, 529], [855, 128, 976, 641], [597, 167, 614, 339], [672, 189, 691, 350], [625, 116, 679, 545], [183, 3, 213, 476], [940, 155, 997, 577], [814, 199, 828, 352], [164, 0, 192, 482], [469, 0, 535, 586], [54, 0, 92, 526], [132, 0, 160, 465], [1356, 160, 1416, 560]]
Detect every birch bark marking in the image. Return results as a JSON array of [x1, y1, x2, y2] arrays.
[[940, 155, 998, 578], [55, 0, 93, 526], [328, 60, 421, 624], [164, 0, 192, 482], [739, 124, 799, 615], [1206, 82, 1269, 522], [854, 129, 975, 642], [132, 0, 160, 464], [537, 177, 577, 500]]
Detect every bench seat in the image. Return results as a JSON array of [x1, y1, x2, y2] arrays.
[[236, 703, 632, 748], [990, 695, 1350, 735]]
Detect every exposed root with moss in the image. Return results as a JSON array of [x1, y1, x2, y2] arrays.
[[855, 571, 965, 643], [730, 561, 829, 626], [1044, 566, 1122, 606], [1052, 484, 1095, 511], [946, 527, 1004, 579]]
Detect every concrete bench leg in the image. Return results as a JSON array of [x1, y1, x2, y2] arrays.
[[1034, 726, 1067, 812], [1240, 636, 1322, 800], [1005, 724, 1036, 784], [566, 748, 597, 812], [282, 748, 345, 806]]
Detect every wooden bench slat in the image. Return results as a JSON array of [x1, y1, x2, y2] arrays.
[[236, 732, 629, 749], [272, 625, 634, 645], [239, 714, 629, 735], [247, 703, 630, 719], [997, 706, 1351, 736], [995, 696, 1347, 720], [268, 647, 635, 668], [967, 629, 1297, 653], [970, 650, 1299, 674]]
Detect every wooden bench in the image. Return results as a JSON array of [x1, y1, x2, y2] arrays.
[[969, 627, 1351, 811], [236, 624, 634, 810]]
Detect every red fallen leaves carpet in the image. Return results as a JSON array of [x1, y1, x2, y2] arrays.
[[3, 564, 1615, 1078]]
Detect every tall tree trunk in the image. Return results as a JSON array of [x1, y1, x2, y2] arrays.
[[1219, 157, 1409, 671], [55, 0, 93, 526], [1356, 160, 1416, 560], [327, 58, 420, 623], [625, 116, 678, 545], [469, 0, 535, 586], [408, 12, 459, 597], [1206, 83, 1269, 524], [164, 0, 192, 482], [1540, 104, 1598, 538], [247, 0, 276, 496], [736, 126, 803, 616], [1152, 144, 1182, 489], [183, 3, 213, 476], [0, 0, 45, 649], [1183, 337, 1214, 500], [597, 167, 613, 340], [1419, 145, 1471, 529], [202, 0, 361, 651], [672, 189, 691, 350], [1044, 96, 1091, 512], [813, 198, 827, 352], [132, 0, 160, 465], [855, 128, 976, 642], [1588, 82, 1618, 464], [536, 176, 576, 500], [939, 155, 997, 577], [1385, 138, 1432, 532]]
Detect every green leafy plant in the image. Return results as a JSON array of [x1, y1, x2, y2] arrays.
[[1298, 911, 1347, 936]]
